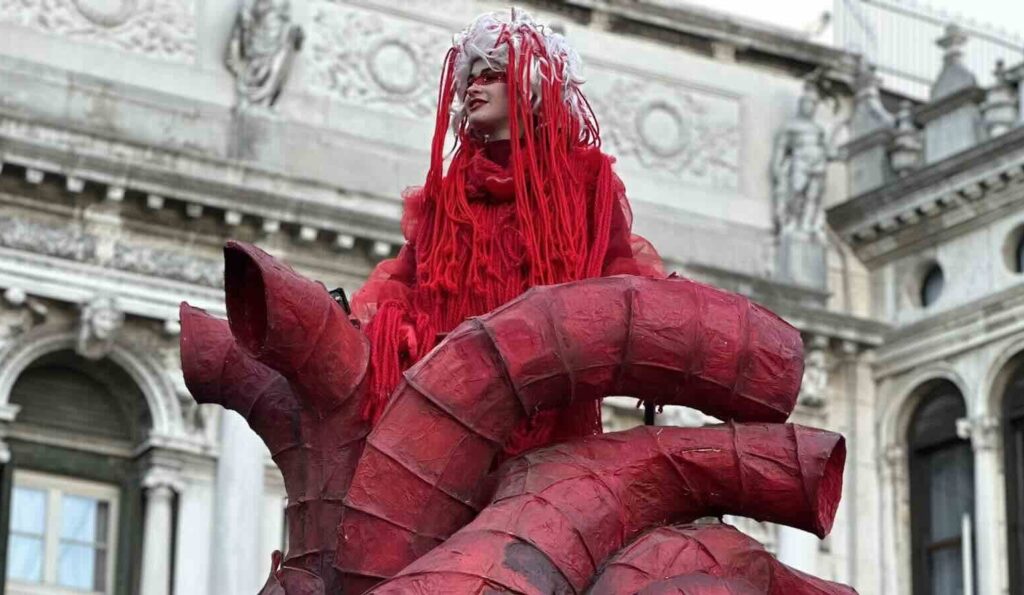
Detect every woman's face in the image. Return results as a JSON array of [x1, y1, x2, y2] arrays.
[[465, 60, 510, 141]]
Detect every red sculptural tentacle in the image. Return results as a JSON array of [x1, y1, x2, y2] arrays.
[[181, 242, 373, 594], [644, 576, 759, 595], [222, 241, 369, 415], [636, 575, 760, 594], [366, 424, 844, 594], [336, 275, 805, 587], [587, 524, 856, 595]]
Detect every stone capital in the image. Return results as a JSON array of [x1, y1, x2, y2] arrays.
[[956, 416, 1000, 452], [142, 464, 185, 493], [880, 443, 907, 481]]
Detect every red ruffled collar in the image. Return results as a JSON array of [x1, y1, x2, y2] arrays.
[[465, 140, 515, 203]]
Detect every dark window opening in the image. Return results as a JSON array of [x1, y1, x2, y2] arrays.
[[1016, 235, 1024, 274], [909, 384, 974, 595], [921, 264, 945, 308], [1004, 365, 1024, 595]]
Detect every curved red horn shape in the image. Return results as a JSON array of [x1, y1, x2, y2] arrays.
[[337, 275, 805, 587], [182, 239, 374, 593], [588, 524, 856, 595], [223, 240, 370, 417], [366, 423, 844, 593]]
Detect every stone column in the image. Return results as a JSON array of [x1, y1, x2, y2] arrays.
[[0, 403, 19, 465], [958, 416, 1003, 595], [140, 473, 180, 595], [776, 526, 818, 574], [879, 444, 907, 595], [1018, 80, 1024, 125], [210, 411, 266, 595]]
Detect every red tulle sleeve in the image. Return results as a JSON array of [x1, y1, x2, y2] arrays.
[[350, 189, 425, 327], [601, 176, 665, 278]]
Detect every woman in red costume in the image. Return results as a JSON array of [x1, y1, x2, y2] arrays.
[[353, 9, 662, 456]]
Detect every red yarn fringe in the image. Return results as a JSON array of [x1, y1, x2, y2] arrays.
[[361, 300, 406, 423]]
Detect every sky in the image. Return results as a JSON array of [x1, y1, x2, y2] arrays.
[[678, 0, 1024, 42]]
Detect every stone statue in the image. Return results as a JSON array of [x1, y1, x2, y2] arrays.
[[76, 295, 124, 360], [799, 345, 829, 408], [225, 0, 304, 109], [771, 82, 834, 242]]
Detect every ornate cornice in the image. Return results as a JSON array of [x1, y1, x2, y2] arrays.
[[827, 125, 1024, 265], [0, 115, 406, 252], [0, 245, 224, 322]]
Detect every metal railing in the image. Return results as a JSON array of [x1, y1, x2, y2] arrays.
[[834, 0, 1024, 99]]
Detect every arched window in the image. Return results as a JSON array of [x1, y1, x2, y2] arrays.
[[908, 382, 974, 595], [3, 351, 150, 595], [1004, 365, 1024, 594]]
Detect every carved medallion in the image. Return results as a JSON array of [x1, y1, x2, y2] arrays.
[[73, 0, 137, 27], [309, 4, 450, 117], [367, 38, 420, 94], [591, 73, 741, 189], [635, 100, 687, 158]]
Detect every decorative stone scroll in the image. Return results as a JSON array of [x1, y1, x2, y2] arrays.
[[0, 217, 222, 287], [0, 0, 197, 63]]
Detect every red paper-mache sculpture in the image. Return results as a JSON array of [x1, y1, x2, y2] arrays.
[[179, 9, 855, 595]]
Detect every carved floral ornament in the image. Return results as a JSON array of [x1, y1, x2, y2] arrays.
[[0, 0, 197, 62], [592, 75, 741, 189]]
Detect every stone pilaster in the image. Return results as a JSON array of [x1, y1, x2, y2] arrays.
[[957, 415, 1004, 595], [140, 468, 183, 595], [210, 411, 266, 595]]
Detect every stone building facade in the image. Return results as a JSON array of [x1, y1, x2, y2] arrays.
[[0, 1, 1018, 595], [828, 25, 1024, 595]]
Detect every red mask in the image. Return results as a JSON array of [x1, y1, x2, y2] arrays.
[[467, 69, 506, 87]]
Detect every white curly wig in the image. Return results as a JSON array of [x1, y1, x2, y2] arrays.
[[448, 9, 591, 135]]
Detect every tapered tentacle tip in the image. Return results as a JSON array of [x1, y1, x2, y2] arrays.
[[178, 302, 235, 407], [223, 241, 272, 357], [810, 430, 846, 538]]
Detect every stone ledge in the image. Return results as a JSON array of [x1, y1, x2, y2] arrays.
[[0, 115, 406, 255], [875, 282, 1024, 378], [828, 125, 1024, 258], [0, 246, 225, 323]]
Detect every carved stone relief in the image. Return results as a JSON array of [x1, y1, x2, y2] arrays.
[[0, 217, 96, 262], [225, 0, 304, 109], [111, 242, 224, 288], [76, 294, 124, 360], [0, 0, 197, 63], [590, 75, 741, 190], [308, 2, 450, 117], [0, 216, 222, 287]]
